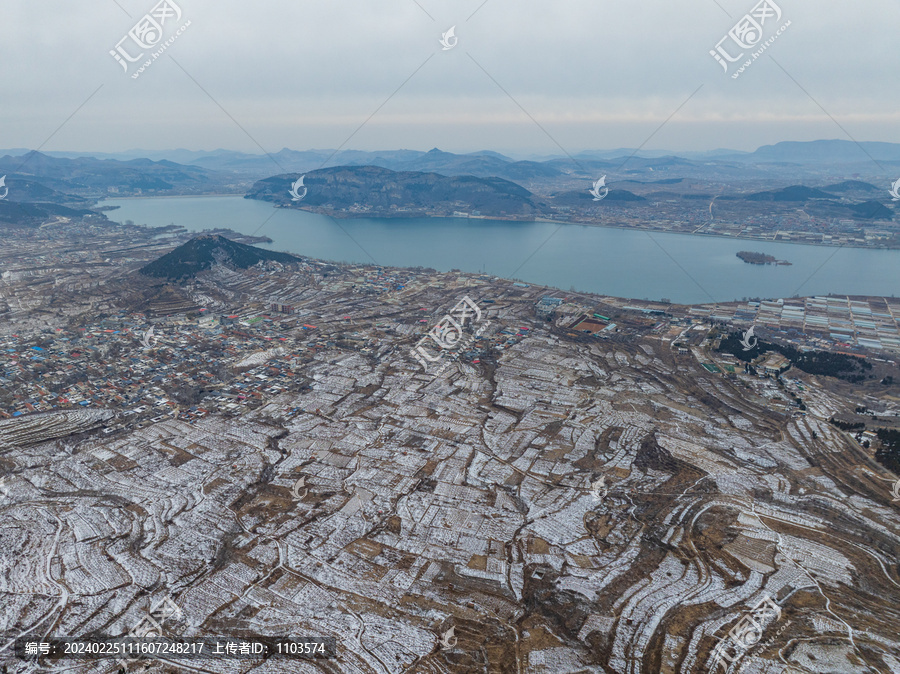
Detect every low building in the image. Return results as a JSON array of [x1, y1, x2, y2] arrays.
[[758, 352, 790, 375], [536, 297, 563, 318]]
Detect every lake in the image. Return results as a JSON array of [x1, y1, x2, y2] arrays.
[[102, 195, 900, 305]]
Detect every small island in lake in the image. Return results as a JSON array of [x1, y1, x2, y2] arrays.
[[737, 251, 792, 266]]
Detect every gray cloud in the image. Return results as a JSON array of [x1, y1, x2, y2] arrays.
[[1, 0, 897, 155]]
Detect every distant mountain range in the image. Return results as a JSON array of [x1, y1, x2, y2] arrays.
[[0, 151, 225, 201], [5, 139, 899, 179], [182, 147, 569, 181], [139, 235, 300, 280], [734, 140, 900, 164], [0, 141, 896, 231], [572, 140, 900, 165]]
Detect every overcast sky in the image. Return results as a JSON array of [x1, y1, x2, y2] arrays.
[[2, 0, 898, 156]]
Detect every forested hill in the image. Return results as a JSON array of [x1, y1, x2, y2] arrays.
[[245, 165, 549, 218], [139, 235, 299, 280]]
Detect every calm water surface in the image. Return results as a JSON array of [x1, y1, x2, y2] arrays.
[[102, 196, 900, 304]]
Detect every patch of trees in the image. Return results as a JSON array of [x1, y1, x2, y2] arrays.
[[874, 429, 900, 474], [828, 418, 865, 431], [162, 382, 214, 406], [737, 251, 776, 265], [717, 331, 872, 381], [782, 345, 871, 382], [717, 332, 766, 363]]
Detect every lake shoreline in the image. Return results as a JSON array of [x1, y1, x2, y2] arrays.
[[96, 195, 895, 253], [97, 193, 244, 201], [528, 218, 896, 252]]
